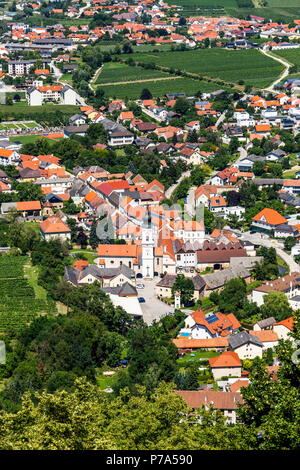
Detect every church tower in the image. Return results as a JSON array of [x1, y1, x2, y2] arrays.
[[142, 208, 154, 279]]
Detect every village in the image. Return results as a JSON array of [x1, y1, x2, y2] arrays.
[[0, 0, 300, 447]]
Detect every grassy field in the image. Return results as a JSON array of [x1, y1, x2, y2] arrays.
[[99, 76, 232, 99], [272, 49, 300, 67], [0, 104, 79, 117], [121, 49, 284, 88], [9, 135, 46, 144], [95, 62, 169, 85]]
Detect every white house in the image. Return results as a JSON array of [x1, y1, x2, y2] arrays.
[[228, 331, 263, 359]]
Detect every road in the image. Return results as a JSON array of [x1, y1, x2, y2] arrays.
[[51, 61, 63, 80], [164, 170, 191, 199], [139, 279, 174, 325], [76, 0, 91, 18], [215, 111, 226, 128], [260, 49, 291, 93], [241, 232, 300, 272]]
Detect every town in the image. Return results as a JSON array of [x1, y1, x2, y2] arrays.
[[0, 0, 300, 452]]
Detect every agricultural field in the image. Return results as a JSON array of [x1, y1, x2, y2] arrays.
[[0, 256, 56, 335], [271, 49, 300, 67], [95, 62, 169, 85], [99, 76, 232, 99], [121, 49, 284, 88]]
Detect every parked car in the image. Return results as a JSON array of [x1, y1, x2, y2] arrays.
[[138, 297, 146, 303], [136, 283, 145, 289]]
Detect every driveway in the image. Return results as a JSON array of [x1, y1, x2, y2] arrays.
[[139, 278, 174, 325]]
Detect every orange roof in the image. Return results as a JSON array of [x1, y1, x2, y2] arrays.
[[209, 351, 241, 368], [84, 191, 98, 203], [40, 216, 70, 234], [274, 316, 294, 331], [255, 124, 271, 132], [34, 69, 50, 75], [16, 201, 41, 211], [250, 330, 278, 342], [252, 208, 287, 226], [38, 85, 63, 92], [0, 148, 14, 158], [73, 259, 89, 270], [173, 338, 228, 349], [97, 244, 138, 258], [120, 111, 134, 120], [229, 379, 249, 393]]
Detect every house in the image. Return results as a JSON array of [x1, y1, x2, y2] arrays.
[[196, 242, 247, 271], [251, 272, 300, 307], [273, 316, 294, 340], [1, 200, 41, 218], [102, 283, 144, 319], [250, 330, 279, 351], [64, 264, 135, 288], [183, 310, 241, 340], [253, 317, 276, 331], [202, 266, 251, 294], [69, 114, 86, 126], [266, 149, 286, 161], [108, 130, 134, 146], [0, 148, 19, 166], [173, 220, 205, 242], [26, 84, 77, 106], [208, 351, 242, 380], [175, 390, 243, 424], [228, 331, 263, 359], [251, 208, 287, 234], [39, 216, 71, 241], [237, 155, 265, 172]]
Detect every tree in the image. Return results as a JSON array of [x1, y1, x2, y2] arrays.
[[89, 220, 100, 249], [218, 278, 247, 314], [14, 182, 44, 202], [140, 88, 152, 100], [252, 160, 265, 176], [284, 236, 297, 252], [174, 98, 190, 115], [260, 291, 292, 321], [0, 377, 238, 450], [171, 275, 194, 306]]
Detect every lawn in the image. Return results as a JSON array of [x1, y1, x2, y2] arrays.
[[9, 134, 46, 144], [70, 249, 98, 264], [121, 48, 284, 88], [61, 73, 73, 84], [95, 62, 169, 85], [177, 350, 219, 365], [24, 261, 48, 301], [0, 104, 79, 117], [98, 76, 232, 99]]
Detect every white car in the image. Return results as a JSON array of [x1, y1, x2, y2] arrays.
[[136, 283, 145, 289]]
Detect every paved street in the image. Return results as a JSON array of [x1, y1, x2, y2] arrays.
[[139, 278, 174, 325], [241, 232, 300, 273]]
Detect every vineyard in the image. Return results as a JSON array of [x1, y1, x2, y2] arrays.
[[0, 256, 56, 335]]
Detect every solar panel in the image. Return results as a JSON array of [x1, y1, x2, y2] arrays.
[[206, 314, 219, 324]]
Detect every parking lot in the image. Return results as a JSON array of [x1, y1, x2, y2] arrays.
[[139, 278, 174, 325]]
